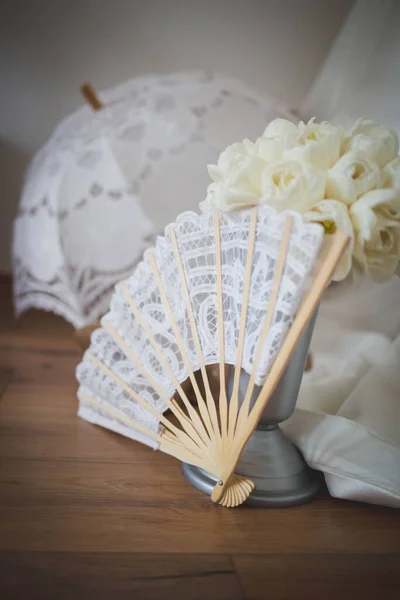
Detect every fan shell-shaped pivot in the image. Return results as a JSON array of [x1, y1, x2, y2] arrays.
[[212, 474, 255, 507]]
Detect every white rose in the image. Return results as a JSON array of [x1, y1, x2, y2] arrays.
[[253, 119, 298, 162], [254, 137, 288, 162], [325, 152, 381, 206], [207, 141, 251, 182], [304, 200, 354, 281], [200, 182, 218, 212], [263, 118, 299, 140], [260, 159, 325, 212], [200, 155, 266, 212], [343, 118, 399, 167], [382, 156, 400, 188], [350, 188, 400, 281], [283, 120, 344, 170]]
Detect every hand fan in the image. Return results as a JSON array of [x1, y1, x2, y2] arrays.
[[76, 206, 348, 507]]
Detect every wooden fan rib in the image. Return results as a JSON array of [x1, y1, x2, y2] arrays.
[[214, 211, 228, 447], [87, 352, 164, 423], [79, 390, 163, 445], [211, 230, 350, 504], [159, 431, 216, 471], [251, 231, 349, 418], [235, 214, 293, 436], [227, 206, 258, 443], [102, 319, 184, 423], [80, 390, 213, 471], [86, 350, 205, 461], [169, 227, 222, 449], [161, 429, 180, 444], [118, 283, 211, 448], [159, 437, 215, 471], [101, 318, 210, 456], [147, 252, 217, 446]]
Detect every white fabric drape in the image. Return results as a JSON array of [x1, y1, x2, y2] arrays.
[[303, 0, 400, 133], [284, 0, 400, 508], [283, 276, 400, 508]]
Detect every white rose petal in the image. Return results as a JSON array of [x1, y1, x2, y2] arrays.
[[207, 141, 249, 182], [284, 120, 344, 170], [201, 154, 327, 214], [201, 156, 266, 212], [304, 199, 354, 281], [353, 227, 400, 282], [260, 159, 325, 212], [343, 118, 399, 167], [218, 142, 247, 168], [382, 156, 400, 188], [199, 182, 217, 212], [350, 188, 400, 281], [254, 137, 286, 162], [263, 118, 299, 140], [351, 188, 400, 235], [254, 119, 298, 162], [243, 138, 257, 154], [325, 152, 381, 205]]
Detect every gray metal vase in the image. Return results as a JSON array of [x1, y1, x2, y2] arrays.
[[182, 310, 321, 507]]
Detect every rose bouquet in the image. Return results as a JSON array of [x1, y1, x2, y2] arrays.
[[200, 118, 400, 282]]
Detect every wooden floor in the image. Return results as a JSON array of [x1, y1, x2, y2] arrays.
[[1, 278, 399, 599]]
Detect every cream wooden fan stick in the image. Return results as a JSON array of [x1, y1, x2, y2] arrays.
[[99, 319, 209, 456], [211, 230, 349, 504], [79, 391, 214, 470], [118, 283, 212, 450], [234, 214, 293, 436], [169, 227, 222, 454], [214, 211, 228, 449], [227, 207, 258, 444], [148, 253, 218, 448], [85, 350, 208, 463], [253, 230, 349, 413]]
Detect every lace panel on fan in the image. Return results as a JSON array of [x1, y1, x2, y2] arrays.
[[88, 206, 323, 416], [170, 207, 322, 385], [76, 327, 164, 447]]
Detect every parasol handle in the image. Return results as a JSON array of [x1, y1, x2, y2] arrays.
[[80, 83, 103, 111]]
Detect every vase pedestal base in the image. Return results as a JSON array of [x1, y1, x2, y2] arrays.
[[182, 425, 321, 507]]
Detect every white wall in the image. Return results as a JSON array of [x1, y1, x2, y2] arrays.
[[0, 0, 353, 271]]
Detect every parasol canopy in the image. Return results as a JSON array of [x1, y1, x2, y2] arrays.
[[13, 70, 294, 328]]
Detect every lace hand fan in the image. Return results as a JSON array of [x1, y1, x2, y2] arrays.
[[77, 206, 348, 507]]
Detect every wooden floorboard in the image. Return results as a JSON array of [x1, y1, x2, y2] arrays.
[[0, 367, 12, 400], [0, 552, 242, 600], [232, 554, 400, 600], [0, 279, 399, 598]]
